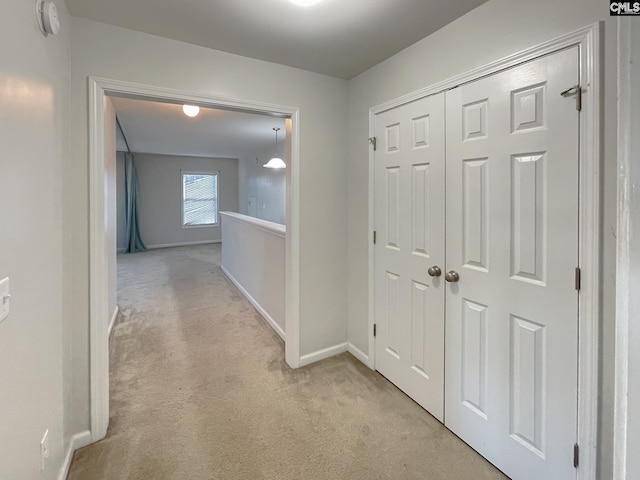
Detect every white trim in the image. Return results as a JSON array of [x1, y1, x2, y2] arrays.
[[118, 240, 221, 252], [347, 342, 370, 367], [576, 24, 601, 480], [108, 305, 119, 337], [220, 264, 286, 341], [220, 211, 286, 238], [88, 77, 109, 443], [613, 17, 633, 480], [367, 23, 600, 480], [181, 224, 219, 229], [370, 24, 598, 115], [146, 240, 221, 249], [285, 116, 301, 368], [299, 342, 348, 367], [367, 106, 376, 372], [88, 77, 301, 444], [57, 430, 92, 480]]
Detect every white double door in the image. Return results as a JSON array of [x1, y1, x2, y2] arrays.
[[374, 47, 579, 480]]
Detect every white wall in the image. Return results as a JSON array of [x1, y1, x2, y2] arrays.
[[0, 0, 71, 478], [105, 99, 118, 319], [625, 20, 640, 477], [615, 17, 640, 480], [346, 1, 618, 477], [221, 213, 286, 337], [238, 138, 286, 224], [66, 17, 349, 443], [116, 153, 239, 249]]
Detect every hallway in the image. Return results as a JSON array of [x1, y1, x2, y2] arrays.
[[68, 245, 506, 479]]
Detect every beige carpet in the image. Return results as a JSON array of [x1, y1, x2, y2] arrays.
[[68, 244, 507, 480]]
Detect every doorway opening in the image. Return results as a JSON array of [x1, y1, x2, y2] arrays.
[[88, 77, 301, 442], [109, 94, 289, 338]]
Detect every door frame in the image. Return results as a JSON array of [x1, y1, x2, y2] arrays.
[[88, 77, 301, 442], [613, 17, 640, 480], [367, 23, 600, 480]]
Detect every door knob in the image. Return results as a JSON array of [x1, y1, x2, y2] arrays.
[[427, 266, 442, 277], [445, 270, 460, 283]]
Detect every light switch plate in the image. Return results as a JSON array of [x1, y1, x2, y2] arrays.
[[0, 277, 10, 323]]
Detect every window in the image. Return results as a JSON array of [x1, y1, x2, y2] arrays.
[[182, 172, 218, 226]]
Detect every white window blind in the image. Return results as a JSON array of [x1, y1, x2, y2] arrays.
[[182, 173, 218, 226]]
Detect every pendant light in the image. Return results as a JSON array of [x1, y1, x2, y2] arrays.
[[263, 127, 286, 169]]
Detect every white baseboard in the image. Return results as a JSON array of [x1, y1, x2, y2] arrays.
[[146, 240, 221, 250], [347, 342, 373, 369], [220, 265, 286, 341], [299, 342, 349, 367], [57, 430, 92, 480], [116, 247, 126, 253], [108, 305, 119, 337]]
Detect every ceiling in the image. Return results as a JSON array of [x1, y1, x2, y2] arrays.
[[64, 0, 486, 79], [111, 96, 286, 158]]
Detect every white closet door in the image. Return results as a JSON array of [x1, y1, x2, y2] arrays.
[[444, 47, 580, 480], [374, 93, 446, 421]]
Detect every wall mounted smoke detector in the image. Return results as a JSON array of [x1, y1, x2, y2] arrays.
[[36, 0, 60, 36]]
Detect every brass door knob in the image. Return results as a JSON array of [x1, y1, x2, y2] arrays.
[[427, 266, 442, 277], [445, 270, 460, 283]]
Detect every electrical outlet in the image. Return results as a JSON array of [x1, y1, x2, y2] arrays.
[[40, 429, 50, 471]]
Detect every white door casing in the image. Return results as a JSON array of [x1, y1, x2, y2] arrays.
[[373, 47, 582, 479], [369, 24, 600, 480], [88, 77, 301, 442], [445, 47, 580, 480], [374, 93, 446, 421]]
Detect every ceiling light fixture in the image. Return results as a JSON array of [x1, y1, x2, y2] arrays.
[[263, 127, 286, 169], [289, 0, 325, 7], [182, 105, 200, 117]]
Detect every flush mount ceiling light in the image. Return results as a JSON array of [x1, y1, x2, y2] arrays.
[[182, 105, 200, 117], [289, 0, 325, 6], [263, 127, 286, 169]]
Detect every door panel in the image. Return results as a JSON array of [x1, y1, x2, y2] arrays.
[[444, 47, 580, 480], [374, 93, 446, 421]]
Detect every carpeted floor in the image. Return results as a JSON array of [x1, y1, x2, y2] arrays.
[[68, 244, 508, 480]]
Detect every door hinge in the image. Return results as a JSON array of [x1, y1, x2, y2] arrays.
[[373, 231, 377, 244], [373, 324, 377, 337], [561, 85, 582, 111], [575, 267, 581, 291], [369, 136, 377, 151], [573, 443, 579, 468]]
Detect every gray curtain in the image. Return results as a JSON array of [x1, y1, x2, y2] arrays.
[[124, 153, 147, 253]]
